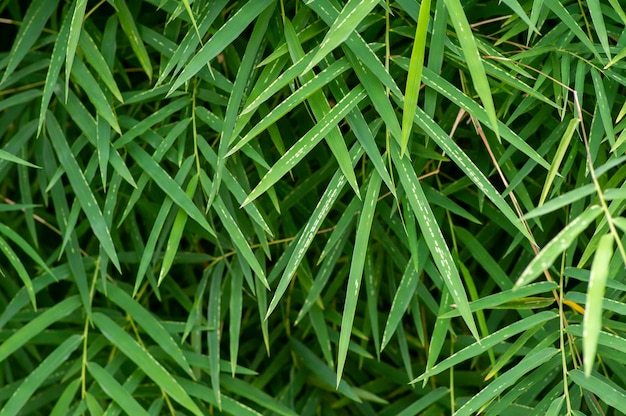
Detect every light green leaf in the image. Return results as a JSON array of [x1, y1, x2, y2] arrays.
[[168, 0, 274, 93], [70, 57, 121, 134], [304, 0, 379, 74], [400, 0, 431, 156], [523, 184, 595, 220], [78, 30, 124, 103], [455, 348, 559, 416], [50, 379, 81, 416], [36, 6, 89, 133], [443, 0, 499, 140], [266, 145, 364, 319], [583, 233, 613, 376], [159, 175, 198, 285], [515, 206, 603, 288], [87, 361, 150, 416], [65, 0, 88, 92], [570, 369, 626, 414], [100, 282, 194, 378], [411, 311, 557, 383]]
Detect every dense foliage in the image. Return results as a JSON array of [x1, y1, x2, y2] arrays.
[[1, 0, 626, 414]]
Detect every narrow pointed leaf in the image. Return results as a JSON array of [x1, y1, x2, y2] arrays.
[[46, 114, 121, 271], [0, 335, 82, 416], [113, 0, 153, 80], [400, 0, 431, 156], [87, 361, 150, 416], [243, 86, 365, 207], [443, 0, 499, 140], [169, 0, 274, 93], [304, 0, 379, 74], [515, 206, 603, 288], [391, 143, 478, 339], [583, 233, 613, 376], [125, 142, 215, 237], [93, 312, 203, 416], [0, 295, 80, 365], [1, 0, 60, 84], [337, 172, 381, 386]]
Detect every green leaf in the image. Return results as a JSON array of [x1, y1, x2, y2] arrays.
[[0, 335, 82, 416], [539, 117, 579, 206], [78, 30, 124, 103], [290, 338, 360, 402], [0, 295, 80, 364], [65, 0, 88, 92], [515, 205, 603, 288], [125, 142, 215, 237], [113, 0, 153, 80], [99, 282, 194, 378], [242, 86, 365, 206], [70, 57, 121, 134], [0, 235, 37, 310], [455, 348, 559, 416], [443, 0, 500, 140], [46, 113, 121, 271], [337, 171, 381, 386], [93, 312, 203, 416], [266, 145, 364, 319], [400, 0, 431, 156], [391, 143, 478, 340], [411, 311, 557, 383], [168, 0, 275, 93], [88, 361, 149, 416], [304, 0, 379, 74], [207, 264, 223, 409], [1, 0, 60, 84], [583, 233, 614, 376], [570, 369, 626, 414], [159, 175, 199, 285], [0, 148, 40, 169]]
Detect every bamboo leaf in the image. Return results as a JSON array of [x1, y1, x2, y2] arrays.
[[113, 0, 153, 80], [583, 233, 614, 376], [570, 369, 626, 414], [125, 142, 215, 238], [337, 171, 381, 386], [443, 0, 500, 140], [243, 86, 365, 207], [65, 0, 88, 92], [0, 335, 82, 416], [46, 113, 121, 271], [0, 295, 80, 364], [515, 206, 603, 288], [400, 0, 431, 156], [87, 362, 150, 416], [411, 311, 557, 383], [391, 142, 478, 340], [168, 0, 274, 93], [1, 0, 60, 84], [99, 282, 194, 378], [304, 0, 379, 74], [93, 312, 203, 416]]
